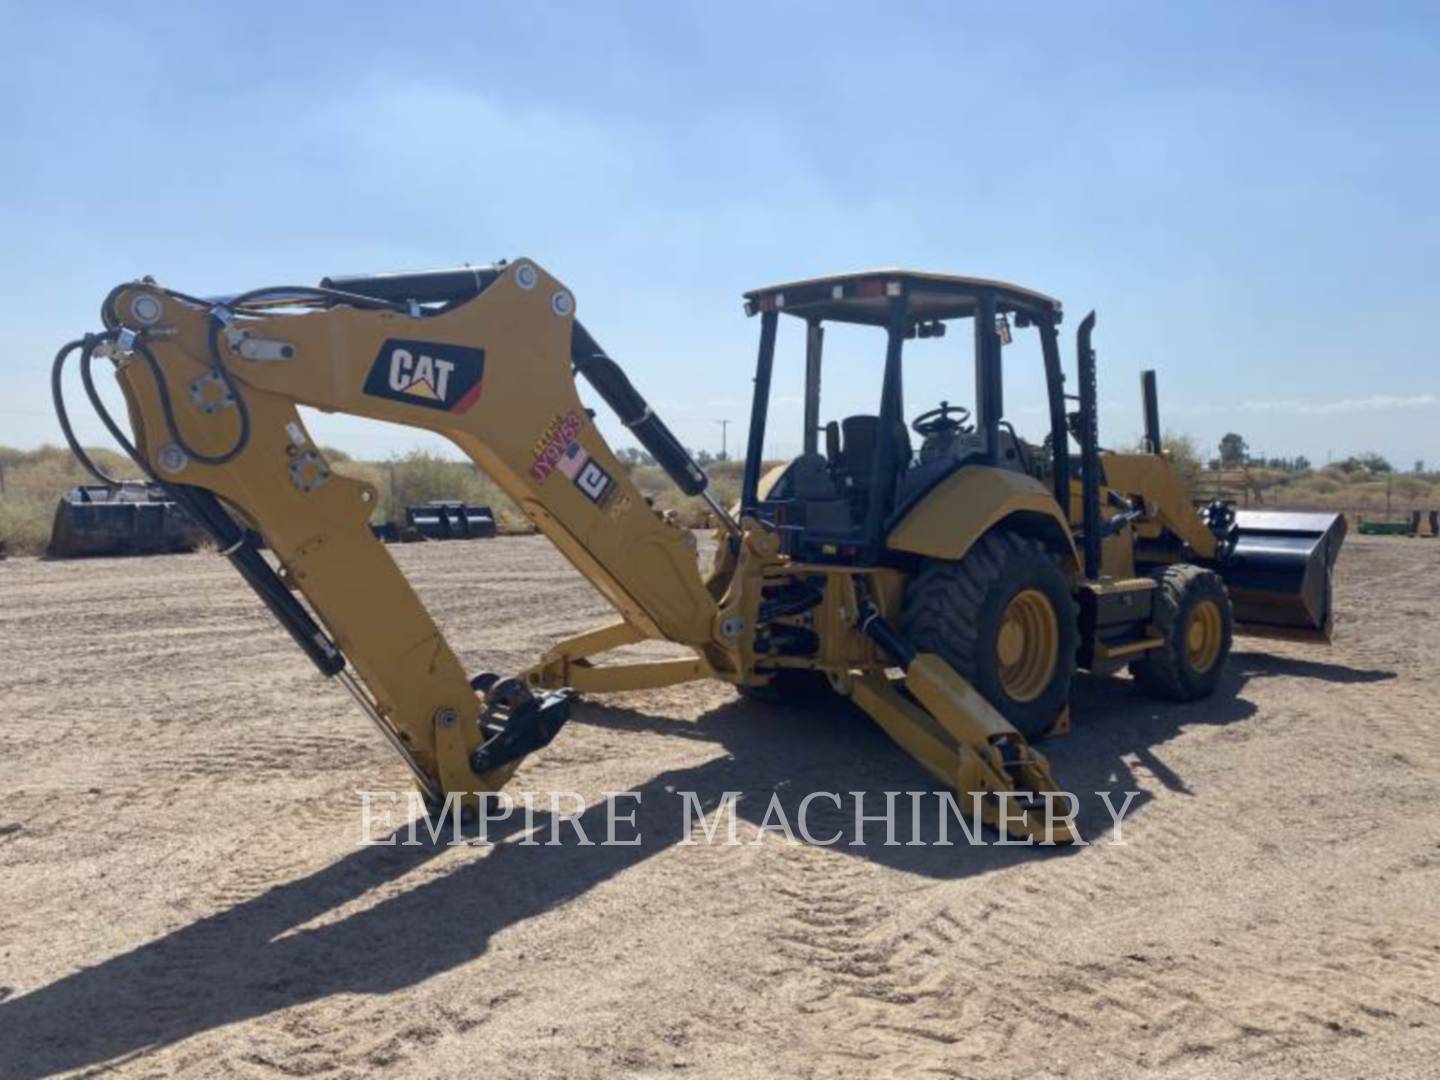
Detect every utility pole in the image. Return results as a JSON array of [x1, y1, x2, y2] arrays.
[[715, 419, 730, 461]]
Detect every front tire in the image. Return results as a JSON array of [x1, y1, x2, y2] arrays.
[[1129, 564, 1233, 700], [900, 531, 1077, 739]]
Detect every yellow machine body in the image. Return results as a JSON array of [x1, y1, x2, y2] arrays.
[[888, 466, 1078, 566], [59, 261, 1340, 844]]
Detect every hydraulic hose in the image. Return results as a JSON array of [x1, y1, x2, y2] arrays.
[[77, 333, 157, 482], [52, 333, 127, 486], [141, 317, 253, 467], [92, 280, 408, 470], [70, 326, 347, 678]]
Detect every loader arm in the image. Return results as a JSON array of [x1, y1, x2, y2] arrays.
[[90, 260, 724, 807]]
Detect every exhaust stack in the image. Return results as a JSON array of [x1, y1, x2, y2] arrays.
[[1141, 369, 1162, 454]]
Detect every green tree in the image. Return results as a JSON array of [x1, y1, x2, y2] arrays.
[[1218, 432, 1248, 467]]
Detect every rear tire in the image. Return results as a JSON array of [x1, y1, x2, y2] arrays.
[[1129, 564, 1233, 701], [900, 531, 1077, 740]]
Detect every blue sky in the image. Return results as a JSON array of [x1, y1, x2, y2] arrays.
[[2, 1, 1436, 467]]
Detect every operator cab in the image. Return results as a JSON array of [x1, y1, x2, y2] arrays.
[[739, 271, 1071, 562]]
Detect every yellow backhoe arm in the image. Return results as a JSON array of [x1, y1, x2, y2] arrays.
[[90, 261, 725, 808], [59, 260, 1072, 841]]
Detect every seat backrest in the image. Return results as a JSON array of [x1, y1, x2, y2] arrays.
[[839, 415, 912, 490], [840, 415, 879, 487], [789, 453, 840, 501]]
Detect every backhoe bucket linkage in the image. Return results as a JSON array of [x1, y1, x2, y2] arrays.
[[467, 675, 574, 774]]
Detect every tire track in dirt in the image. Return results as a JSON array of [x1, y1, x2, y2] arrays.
[[4, 534, 1439, 1079]]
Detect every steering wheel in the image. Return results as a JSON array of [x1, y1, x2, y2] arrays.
[[911, 401, 972, 438]]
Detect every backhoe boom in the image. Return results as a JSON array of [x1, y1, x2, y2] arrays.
[[93, 261, 723, 808]]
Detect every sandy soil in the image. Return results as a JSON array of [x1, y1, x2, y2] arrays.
[[1, 534, 1437, 1078]]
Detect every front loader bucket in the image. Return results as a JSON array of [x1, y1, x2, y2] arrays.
[[1213, 510, 1347, 642], [47, 483, 205, 559]]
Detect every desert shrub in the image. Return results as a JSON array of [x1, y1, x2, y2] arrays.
[[1296, 475, 1340, 496], [0, 444, 145, 555], [1393, 476, 1430, 500], [347, 449, 528, 531], [631, 458, 754, 526], [0, 441, 781, 553], [1160, 432, 1203, 487], [0, 496, 54, 555]]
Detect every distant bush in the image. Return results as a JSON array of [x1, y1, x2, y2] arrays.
[[629, 459, 759, 527], [0, 497, 52, 555], [1334, 452, 1393, 475], [331, 449, 528, 532], [0, 444, 144, 555], [0, 440, 760, 555]]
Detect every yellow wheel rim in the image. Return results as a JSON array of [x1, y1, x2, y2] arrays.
[[996, 589, 1059, 703], [1186, 599, 1224, 673]]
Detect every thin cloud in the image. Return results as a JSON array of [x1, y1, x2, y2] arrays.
[[1171, 393, 1440, 417]]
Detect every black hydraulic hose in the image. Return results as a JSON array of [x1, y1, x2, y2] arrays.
[[102, 281, 401, 329], [222, 284, 408, 313], [52, 333, 128, 486], [77, 324, 254, 469], [98, 280, 405, 468], [856, 598, 917, 667], [74, 331, 345, 677], [318, 268, 500, 306], [150, 318, 252, 466], [78, 333, 158, 483]]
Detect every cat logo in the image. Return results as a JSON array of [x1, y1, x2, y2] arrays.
[[388, 349, 452, 400], [363, 339, 485, 413]]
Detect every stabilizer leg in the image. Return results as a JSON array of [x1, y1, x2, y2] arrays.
[[853, 602, 1074, 844]]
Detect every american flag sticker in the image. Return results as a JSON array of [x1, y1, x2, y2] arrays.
[[556, 442, 589, 480]]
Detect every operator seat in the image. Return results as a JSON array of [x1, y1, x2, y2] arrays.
[[833, 415, 912, 515], [787, 453, 851, 531]]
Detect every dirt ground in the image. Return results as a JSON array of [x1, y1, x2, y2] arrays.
[[1, 534, 1437, 1078]]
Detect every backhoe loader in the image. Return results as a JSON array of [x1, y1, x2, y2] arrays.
[[52, 262, 1344, 843]]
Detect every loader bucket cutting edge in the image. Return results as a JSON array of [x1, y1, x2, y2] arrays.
[[1213, 510, 1347, 643]]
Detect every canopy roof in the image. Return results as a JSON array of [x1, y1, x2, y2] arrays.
[[743, 270, 1062, 326]]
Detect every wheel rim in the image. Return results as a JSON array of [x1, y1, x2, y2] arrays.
[[996, 589, 1059, 703], [1186, 599, 1224, 673]]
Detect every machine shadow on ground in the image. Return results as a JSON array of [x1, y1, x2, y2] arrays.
[[0, 652, 1395, 1077]]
